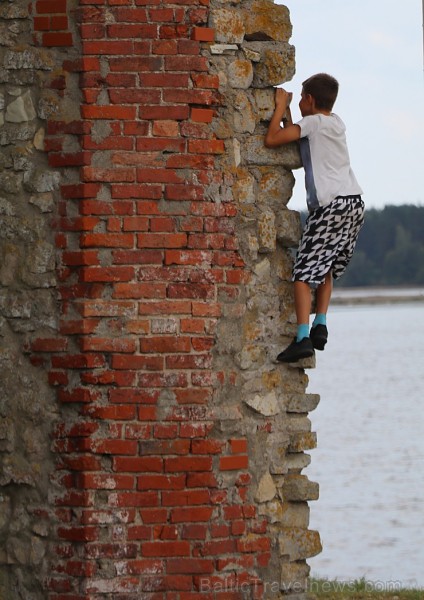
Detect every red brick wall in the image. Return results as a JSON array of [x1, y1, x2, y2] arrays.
[[22, 0, 323, 596], [31, 1, 275, 597]]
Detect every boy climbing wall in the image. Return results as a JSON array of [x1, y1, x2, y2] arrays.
[[265, 73, 365, 363]]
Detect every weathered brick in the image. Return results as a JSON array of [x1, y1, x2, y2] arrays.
[[219, 455, 249, 471], [167, 558, 214, 574], [191, 27, 215, 42], [137, 474, 186, 491], [113, 457, 163, 473], [76, 473, 135, 490], [162, 489, 210, 507], [43, 32, 73, 46], [175, 388, 212, 405], [141, 541, 191, 557], [139, 336, 191, 353], [171, 506, 214, 523], [80, 233, 134, 248], [90, 439, 138, 455], [164, 456, 212, 473]]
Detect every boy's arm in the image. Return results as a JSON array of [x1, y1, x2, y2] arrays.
[[264, 89, 301, 148]]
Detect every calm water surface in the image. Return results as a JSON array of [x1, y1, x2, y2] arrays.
[[306, 301, 424, 588]]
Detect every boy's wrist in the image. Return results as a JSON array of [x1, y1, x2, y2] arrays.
[[274, 105, 286, 118]]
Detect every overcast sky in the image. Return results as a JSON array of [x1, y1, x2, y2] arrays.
[[276, 0, 424, 211]]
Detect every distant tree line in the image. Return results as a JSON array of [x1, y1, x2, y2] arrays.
[[300, 205, 424, 287]]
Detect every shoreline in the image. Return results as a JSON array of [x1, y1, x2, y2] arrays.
[[331, 286, 424, 306]]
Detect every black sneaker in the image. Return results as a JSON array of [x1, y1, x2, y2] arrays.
[[276, 337, 314, 363], [310, 324, 328, 350]]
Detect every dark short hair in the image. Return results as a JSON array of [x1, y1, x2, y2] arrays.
[[302, 73, 339, 111]]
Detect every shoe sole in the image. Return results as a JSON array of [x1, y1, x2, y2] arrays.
[[311, 338, 326, 351], [276, 350, 314, 363], [310, 325, 328, 351]]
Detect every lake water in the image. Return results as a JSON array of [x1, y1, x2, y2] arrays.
[[306, 297, 424, 589]]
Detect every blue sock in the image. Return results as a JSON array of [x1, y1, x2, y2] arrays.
[[296, 324, 310, 342], [312, 313, 327, 328]]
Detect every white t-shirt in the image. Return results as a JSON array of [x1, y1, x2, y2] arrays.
[[296, 113, 363, 211]]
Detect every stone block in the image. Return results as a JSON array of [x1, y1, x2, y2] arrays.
[[253, 88, 275, 121], [286, 393, 320, 413], [0, 197, 15, 216], [33, 127, 45, 151], [287, 416, 311, 434], [281, 474, 319, 502], [280, 561, 310, 593], [0, 244, 20, 286], [26, 240, 55, 274], [210, 44, 238, 55], [0, 171, 20, 194], [0, 454, 36, 486], [246, 233, 259, 260], [231, 137, 241, 167], [243, 135, 301, 168], [210, 8, 245, 44], [23, 168, 60, 193], [30, 536, 46, 565], [255, 471, 277, 502], [7, 537, 31, 565], [280, 502, 310, 528], [37, 94, 60, 120], [228, 58, 254, 89], [256, 166, 295, 210], [259, 500, 282, 523], [243, 47, 261, 63], [211, 117, 233, 139], [278, 527, 322, 561], [5, 90, 36, 123], [253, 257, 270, 280], [233, 91, 256, 133], [238, 343, 266, 370], [288, 432, 317, 453], [29, 192, 54, 213], [242, 0, 292, 42], [260, 501, 309, 527], [0, 123, 37, 146], [0, 495, 12, 531], [285, 453, 311, 472], [286, 353, 316, 370], [276, 209, 302, 247], [0, 4, 29, 19], [243, 42, 295, 88], [267, 433, 289, 474], [233, 168, 256, 205], [4, 48, 54, 71], [257, 209, 276, 253], [244, 390, 280, 416]]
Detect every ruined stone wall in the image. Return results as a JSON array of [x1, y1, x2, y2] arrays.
[[0, 0, 76, 596], [0, 0, 321, 598]]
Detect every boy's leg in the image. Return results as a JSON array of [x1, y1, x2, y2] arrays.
[[294, 280, 312, 341], [315, 271, 333, 315], [276, 281, 314, 363], [310, 271, 332, 350]]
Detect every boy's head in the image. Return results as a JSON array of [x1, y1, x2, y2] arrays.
[[302, 73, 339, 112]]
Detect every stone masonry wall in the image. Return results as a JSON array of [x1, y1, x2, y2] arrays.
[[0, 0, 75, 596], [0, 0, 321, 598]]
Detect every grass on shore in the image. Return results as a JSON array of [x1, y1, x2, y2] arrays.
[[310, 577, 423, 599]]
